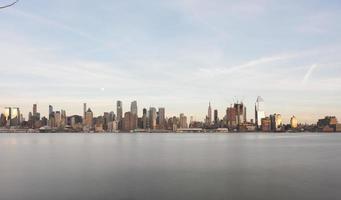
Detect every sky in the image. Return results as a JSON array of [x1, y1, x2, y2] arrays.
[[0, 0, 341, 124]]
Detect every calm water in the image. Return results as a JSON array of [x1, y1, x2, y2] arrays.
[[0, 133, 341, 200]]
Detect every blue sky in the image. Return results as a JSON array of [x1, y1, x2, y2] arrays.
[[1, 0, 341, 123]]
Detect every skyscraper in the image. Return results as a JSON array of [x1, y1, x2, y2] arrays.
[[83, 103, 87, 122], [55, 111, 61, 128], [142, 108, 148, 129], [16, 108, 20, 126], [0, 113, 6, 127], [4, 107, 11, 122], [116, 101, 123, 122], [61, 110, 66, 128], [149, 107, 157, 130], [290, 116, 298, 129], [207, 102, 212, 125], [190, 116, 194, 126], [179, 113, 188, 128], [130, 101, 138, 117], [158, 107, 165, 129], [4, 107, 20, 126], [234, 102, 246, 126], [214, 109, 218, 125], [85, 108, 93, 129], [226, 105, 237, 128], [270, 114, 283, 132], [49, 105, 53, 116], [33, 104, 37, 116], [122, 112, 137, 131], [255, 96, 265, 129], [31, 104, 40, 125]]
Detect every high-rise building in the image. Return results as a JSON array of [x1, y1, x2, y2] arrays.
[[158, 107, 165, 129], [55, 111, 61, 128], [85, 108, 93, 129], [49, 105, 53, 116], [130, 101, 138, 117], [61, 110, 66, 128], [149, 107, 157, 129], [4, 107, 11, 122], [255, 96, 265, 129], [103, 112, 110, 131], [94, 116, 104, 132], [33, 104, 37, 116], [4, 107, 21, 126], [207, 102, 212, 125], [83, 103, 87, 122], [122, 112, 138, 131], [270, 114, 283, 132], [234, 103, 246, 126], [116, 101, 123, 122], [48, 110, 55, 127], [16, 108, 20, 126], [107, 120, 118, 133], [32, 104, 40, 122], [170, 116, 179, 131], [129, 101, 138, 129], [69, 115, 82, 130], [214, 109, 218, 125], [290, 116, 298, 129], [0, 113, 6, 127], [142, 108, 148, 129], [109, 111, 115, 121], [179, 113, 188, 128], [226, 106, 237, 128]]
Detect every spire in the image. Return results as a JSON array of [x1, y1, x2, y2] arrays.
[[256, 96, 264, 102]]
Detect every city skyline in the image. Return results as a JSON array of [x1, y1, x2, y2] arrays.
[[2, 97, 340, 133], [1, 97, 338, 125], [0, 96, 340, 124], [1, 0, 341, 124]]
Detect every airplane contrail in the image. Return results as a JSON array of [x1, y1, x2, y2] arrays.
[[0, 0, 19, 9], [302, 64, 318, 84]]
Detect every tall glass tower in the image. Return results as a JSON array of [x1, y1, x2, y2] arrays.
[[255, 96, 265, 129], [116, 101, 123, 122], [130, 101, 138, 117]]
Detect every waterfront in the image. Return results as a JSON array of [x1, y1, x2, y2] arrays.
[[0, 133, 341, 200]]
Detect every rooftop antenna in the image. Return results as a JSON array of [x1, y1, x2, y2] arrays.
[[241, 96, 245, 104], [0, 0, 19, 9], [232, 96, 237, 104]]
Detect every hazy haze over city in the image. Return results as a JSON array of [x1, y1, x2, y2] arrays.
[[1, 0, 341, 123]]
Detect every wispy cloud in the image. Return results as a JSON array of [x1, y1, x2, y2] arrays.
[[196, 53, 297, 78], [302, 64, 318, 84], [6, 8, 110, 46]]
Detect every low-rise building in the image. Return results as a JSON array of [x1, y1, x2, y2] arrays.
[[317, 116, 338, 132]]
